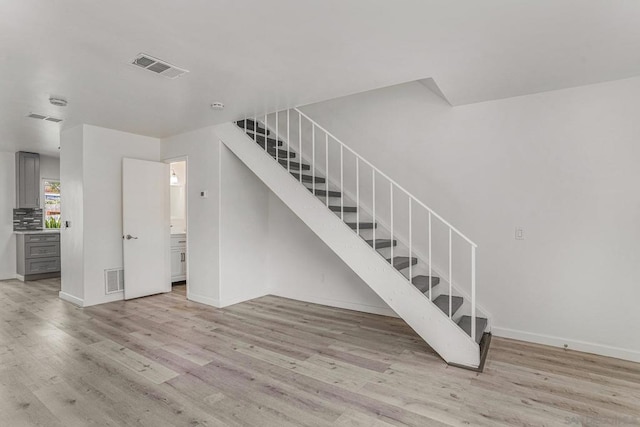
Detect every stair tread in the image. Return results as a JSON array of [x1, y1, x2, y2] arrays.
[[386, 256, 418, 270], [346, 222, 376, 229], [279, 159, 310, 170], [411, 275, 441, 293], [433, 295, 464, 317], [290, 172, 325, 183], [268, 148, 295, 158], [329, 205, 357, 212], [309, 188, 341, 197], [365, 239, 397, 248], [236, 120, 268, 135], [457, 315, 488, 344], [248, 132, 283, 147]]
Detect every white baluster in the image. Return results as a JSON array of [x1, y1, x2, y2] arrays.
[[449, 228, 452, 319], [287, 110, 290, 173], [409, 198, 412, 281], [312, 124, 316, 194], [390, 183, 394, 263], [340, 145, 344, 221], [325, 133, 329, 207], [356, 158, 360, 236], [298, 111, 302, 183], [372, 169, 376, 251], [471, 245, 476, 342], [428, 212, 432, 301]]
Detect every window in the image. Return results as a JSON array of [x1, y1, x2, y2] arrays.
[[43, 180, 61, 228]]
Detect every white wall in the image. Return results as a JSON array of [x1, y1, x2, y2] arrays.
[[40, 154, 60, 181], [82, 126, 161, 306], [59, 126, 85, 304], [60, 125, 161, 306], [161, 126, 221, 306], [219, 144, 269, 306], [267, 192, 395, 316], [299, 78, 640, 361], [0, 152, 15, 280]]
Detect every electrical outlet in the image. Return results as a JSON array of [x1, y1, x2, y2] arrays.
[[515, 227, 524, 240]]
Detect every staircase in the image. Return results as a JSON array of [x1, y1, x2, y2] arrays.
[[215, 110, 491, 370]]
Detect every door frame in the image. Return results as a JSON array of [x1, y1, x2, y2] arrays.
[[165, 155, 189, 293]]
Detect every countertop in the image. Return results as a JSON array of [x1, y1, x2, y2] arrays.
[[14, 229, 61, 235]]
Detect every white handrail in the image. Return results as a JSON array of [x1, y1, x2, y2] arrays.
[[295, 108, 477, 247]]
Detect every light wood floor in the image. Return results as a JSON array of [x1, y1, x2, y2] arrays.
[[1, 279, 639, 426]]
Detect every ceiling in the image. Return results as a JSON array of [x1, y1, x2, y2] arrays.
[[2, 0, 640, 156]]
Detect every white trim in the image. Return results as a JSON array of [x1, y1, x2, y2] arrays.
[[16, 274, 25, 282], [270, 291, 399, 318], [58, 291, 84, 307], [492, 326, 640, 364], [187, 291, 221, 308]]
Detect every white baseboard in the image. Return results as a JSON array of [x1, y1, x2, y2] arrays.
[[270, 290, 398, 318], [58, 291, 84, 307], [188, 291, 221, 308], [492, 326, 640, 364]]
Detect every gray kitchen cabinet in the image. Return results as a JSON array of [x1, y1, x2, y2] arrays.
[[16, 232, 61, 281], [16, 151, 41, 209]]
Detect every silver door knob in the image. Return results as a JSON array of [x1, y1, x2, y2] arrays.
[[124, 234, 138, 240]]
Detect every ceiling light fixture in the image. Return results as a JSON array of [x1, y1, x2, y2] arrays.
[[49, 97, 68, 107], [210, 102, 224, 110]]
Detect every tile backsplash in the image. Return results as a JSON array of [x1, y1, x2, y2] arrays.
[[13, 208, 43, 230]]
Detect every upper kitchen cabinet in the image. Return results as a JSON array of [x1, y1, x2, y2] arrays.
[[16, 151, 40, 209]]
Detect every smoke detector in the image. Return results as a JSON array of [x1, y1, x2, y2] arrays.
[[27, 113, 63, 123], [131, 53, 189, 79], [49, 97, 67, 107], [210, 102, 224, 110]]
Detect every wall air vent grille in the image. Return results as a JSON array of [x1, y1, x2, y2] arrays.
[[105, 268, 125, 294], [28, 113, 62, 122], [131, 53, 189, 79]]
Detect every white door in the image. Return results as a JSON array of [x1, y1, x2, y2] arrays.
[[123, 158, 171, 300]]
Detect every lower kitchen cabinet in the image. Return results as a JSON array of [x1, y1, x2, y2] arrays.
[[16, 232, 61, 281]]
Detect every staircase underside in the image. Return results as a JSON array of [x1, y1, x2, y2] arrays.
[[215, 121, 483, 369]]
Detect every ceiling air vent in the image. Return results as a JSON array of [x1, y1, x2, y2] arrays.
[[27, 113, 63, 123], [131, 53, 189, 79]]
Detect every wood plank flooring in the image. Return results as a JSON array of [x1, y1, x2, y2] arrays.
[[1, 277, 639, 426]]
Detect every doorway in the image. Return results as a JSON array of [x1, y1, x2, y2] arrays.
[[167, 158, 188, 295]]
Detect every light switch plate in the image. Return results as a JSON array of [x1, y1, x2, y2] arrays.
[[200, 190, 208, 199], [515, 227, 524, 240]]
